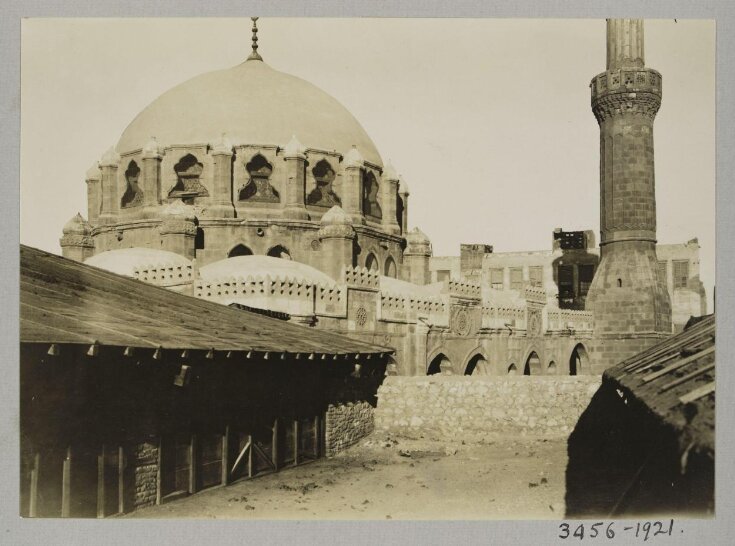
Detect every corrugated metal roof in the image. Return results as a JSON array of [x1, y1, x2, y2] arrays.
[[605, 314, 715, 450], [20, 245, 392, 356]]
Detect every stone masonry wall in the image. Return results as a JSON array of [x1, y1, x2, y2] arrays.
[[132, 441, 158, 509], [375, 376, 601, 442], [325, 401, 375, 457]]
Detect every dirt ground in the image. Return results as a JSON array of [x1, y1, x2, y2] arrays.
[[130, 433, 569, 520]]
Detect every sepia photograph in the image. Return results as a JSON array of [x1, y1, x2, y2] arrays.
[[17, 16, 716, 525]]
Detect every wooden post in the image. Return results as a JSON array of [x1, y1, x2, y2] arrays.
[[189, 434, 198, 494], [61, 446, 71, 518], [28, 453, 39, 518], [221, 426, 230, 486], [247, 434, 253, 478], [97, 444, 106, 518], [118, 446, 125, 514], [294, 420, 300, 466], [314, 414, 320, 458], [272, 419, 279, 472], [155, 439, 163, 506]]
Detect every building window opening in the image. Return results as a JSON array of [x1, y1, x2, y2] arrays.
[[529, 266, 544, 288], [427, 353, 452, 375], [578, 264, 595, 296], [228, 244, 253, 258], [490, 268, 504, 290], [365, 253, 379, 272], [384, 256, 397, 278], [510, 267, 523, 291], [673, 260, 689, 289], [524, 351, 541, 375], [267, 245, 291, 260]]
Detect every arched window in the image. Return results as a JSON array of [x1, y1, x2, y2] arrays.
[[384, 256, 397, 278], [170, 154, 208, 200], [307, 159, 340, 207], [569, 344, 589, 375], [362, 171, 382, 219], [121, 160, 143, 208], [427, 353, 452, 375], [547, 361, 557, 374], [228, 244, 253, 258], [365, 253, 379, 272], [524, 351, 541, 375], [396, 194, 404, 233], [267, 245, 292, 260], [507, 363, 518, 375], [465, 354, 489, 376], [240, 154, 279, 202]]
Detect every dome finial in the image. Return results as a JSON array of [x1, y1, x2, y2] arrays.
[[247, 17, 263, 62]]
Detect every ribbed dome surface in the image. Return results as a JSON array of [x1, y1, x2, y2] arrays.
[[117, 60, 382, 167]]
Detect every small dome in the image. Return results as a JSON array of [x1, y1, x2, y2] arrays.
[[398, 175, 410, 195], [320, 205, 352, 226], [212, 133, 233, 154], [383, 160, 399, 181], [62, 213, 91, 235], [283, 134, 306, 158], [199, 255, 336, 286], [161, 200, 197, 221], [406, 227, 430, 244], [100, 146, 120, 166], [116, 60, 382, 167], [344, 145, 364, 168], [85, 247, 192, 277], [85, 163, 101, 181], [142, 136, 161, 156]]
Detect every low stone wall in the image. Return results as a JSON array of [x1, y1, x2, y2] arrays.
[[375, 376, 601, 441], [325, 401, 375, 456]]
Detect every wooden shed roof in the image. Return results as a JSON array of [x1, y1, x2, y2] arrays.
[[20, 245, 392, 357], [605, 314, 715, 451]]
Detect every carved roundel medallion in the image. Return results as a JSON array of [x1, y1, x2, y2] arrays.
[[452, 307, 472, 336], [356, 307, 368, 327], [310, 239, 321, 251]]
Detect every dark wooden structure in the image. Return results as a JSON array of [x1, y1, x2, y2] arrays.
[[566, 314, 715, 517], [20, 246, 391, 517]]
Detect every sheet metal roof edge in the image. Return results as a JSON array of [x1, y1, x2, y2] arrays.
[[20, 245, 394, 355]]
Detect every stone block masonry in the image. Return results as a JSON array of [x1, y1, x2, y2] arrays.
[[375, 376, 601, 442], [325, 401, 375, 457]]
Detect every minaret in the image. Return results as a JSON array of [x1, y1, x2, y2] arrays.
[[586, 19, 672, 370]]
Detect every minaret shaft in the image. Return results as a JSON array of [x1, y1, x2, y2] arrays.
[[587, 19, 672, 369]]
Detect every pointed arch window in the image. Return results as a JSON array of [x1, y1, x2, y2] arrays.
[[169, 154, 208, 199], [239, 154, 279, 203], [307, 159, 341, 207], [121, 160, 143, 208], [362, 171, 382, 219]]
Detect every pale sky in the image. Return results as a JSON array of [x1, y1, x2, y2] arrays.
[[20, 18, 715, 308]]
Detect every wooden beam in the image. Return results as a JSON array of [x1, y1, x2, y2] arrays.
[[230, 439, 252, 475], [221, 426, 230, 486], [118, 446, 125, 514], [247, 434, 253, 478], [189, 434, 198, 495], [28, 452, 39, 518], [293, 420, 299, 466], [61, 446, 71, 518], [314, 414, 320, 459], [155, 439, 163, 506], [97, 444, 106, 518], [272, 419, 279, 472]]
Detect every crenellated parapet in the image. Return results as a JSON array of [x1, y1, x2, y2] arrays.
[[446, 279, 482, 301], [523, 285, 547, 306], [342, 265, 380, 291], [315, 283, 347, 317], [134, 263, 193, 288], [481, 305, 526, 331], [547, 309, 594, 333], [379, 291, 447, 325]]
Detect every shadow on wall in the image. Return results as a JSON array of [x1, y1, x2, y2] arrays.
[[551, 249, 599, 311], [565, 381, 714, 518]]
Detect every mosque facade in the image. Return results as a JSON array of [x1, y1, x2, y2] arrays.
[[59, 19, 706, 377]]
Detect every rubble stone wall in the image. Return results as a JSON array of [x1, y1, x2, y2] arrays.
[[375, 375, 601, 441], [325, 401, 375, 456], [132, 441, 159, 509]]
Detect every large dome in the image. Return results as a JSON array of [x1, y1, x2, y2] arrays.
[[117, 60, 382, 167]]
